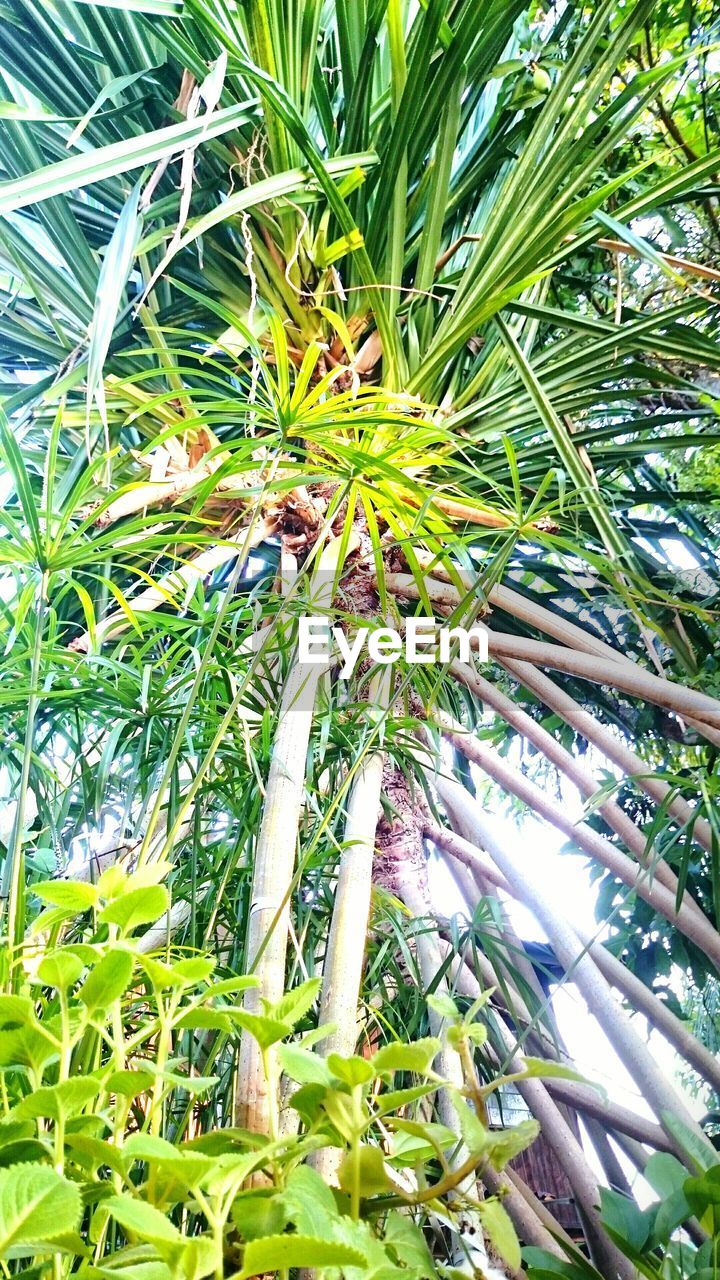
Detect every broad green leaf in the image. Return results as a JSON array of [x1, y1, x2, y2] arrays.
[[661, 1113, 715, 1173], [35, 950, 84, 990], [426, 993, 459, 1021], [338, 1145, 391, 1196], [0, 997, 35, 1029], [239, 1233, 366, 1277], [79, 948, 134, 1012], [94, 1264, 173, 1280], [487, 1119, 540, 1170], [389, 1119, 458, 1164], [232, 1189, 289, 1242], [14, 1078, 101, 1123], [327, 1053, 375, 1087], [383, 1211, 435, 1279], [136, 955, 181, 990], [202, 1152, 271, 1197], [140, 1064, 217, 1095], [105, 1194, 182, 1244], [169, 956, 215, 985], [518, 1058, 588, 1084], [0, 1165, 81, 1254], [0, 1026, 59, 1074], [644, 1152, 688, 1200], [372, 1039, 440, 1075], [124, 1135, 214, 1188], [374, 1083, 438, 1116], [684, 1167, 720, 1221], [123, 1134, 178, 1162], [451, 1094, 489, 1158], [599, 1188, 650, 1252], [205, 977, 260, 999], [271, 977, 321, 1026], [650, 1186, 692, 1247], [478, 1197, 521, 1271], [227, 1010, 291, 1049], [100, 885, 169, 933], [64, 1134, 128, 1179], [103, 1069, 154, 1098], [280, 1165, 338, 1237], [33, 881, 98, 912], [97, 866, 129, 899], [321, 1090, 358, 1143], [276, 1044, 333, 1085], [175, 1009, 233, 1032]]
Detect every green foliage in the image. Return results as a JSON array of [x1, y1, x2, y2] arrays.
[[0, 869, 544, 1276], [526, 1148, 720, 1280]]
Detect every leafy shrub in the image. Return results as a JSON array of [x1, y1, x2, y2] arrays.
[[526, 1145, 720, 1280], [0, 866, 551, 1278]]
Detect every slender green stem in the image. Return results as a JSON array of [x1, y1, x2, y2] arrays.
[[2, 571, 48, 980]]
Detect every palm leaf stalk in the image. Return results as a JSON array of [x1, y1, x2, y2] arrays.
[[431, 819, 720, 1096], [435, 706, 720, 965], [432, 767, 716, 1163], [433, 908, 637, 1280]]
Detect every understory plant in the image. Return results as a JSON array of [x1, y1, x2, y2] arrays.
[[0, 867, 579, 1278]]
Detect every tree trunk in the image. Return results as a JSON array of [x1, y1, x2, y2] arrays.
[[312, 671, 389, 1180], [236, 537, 344, 1134]]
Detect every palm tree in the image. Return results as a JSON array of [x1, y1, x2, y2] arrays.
[[1, 0, 719, 1273]]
